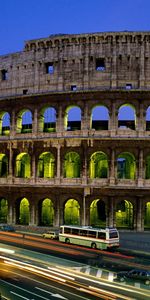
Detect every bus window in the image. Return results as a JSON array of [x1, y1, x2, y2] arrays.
[[109, 231, 118, 239], [80, 229, 87, 236], [98, 232, 106, 239], [72, 228, 79, 235], [64, 227, 71, 234], [88, 231, 96, 238]]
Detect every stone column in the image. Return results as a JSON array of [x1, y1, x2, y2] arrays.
[[138, 149, 144, 187], [33, 108, 38, 135], [111, 37, 117, 88], [82, 143, 87, 184], [136, 197, 144, 231], [109, 149, 115, 185], [10, 109, 16, 136], [139, 40, 145, 88], [56, 105, 63, 134], [109, 102, 117, 136], [31, 152, 36, 183], [56, 145, 61, 183], [54, 200, 60, 227], [29, 202, 37, 226], [8, 143, 13, 181], [137, 103, 145, 135], [108, 197, 115, 228]]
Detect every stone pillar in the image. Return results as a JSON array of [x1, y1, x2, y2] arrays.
[[139, 40, 145, 88], [108, 197, 115, 228], [8, 143, 13, 181], [136, 197, 144, 231], [54, 200, 60, 227], [59, 205, 64, 225], [7, 202, 13, 224], [81, 103, 89, 133], [109, 149, 115, 185], [29, 202, 37, 226], [10, 110, 16, 136], [31, 152, 36, 182], [82, 144, 87, 184], [33, 108, 38, 135], [56, 145, 61, 183], [138, 149, 144, 187], [111, 37, 117, 88], [81, 188, 90, 225], [56, 105, 63, 134], [137, 103, 145, 135], [109, 103, 117, 136]]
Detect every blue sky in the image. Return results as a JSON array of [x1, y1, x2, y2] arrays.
[[0, 0, 150, 55]]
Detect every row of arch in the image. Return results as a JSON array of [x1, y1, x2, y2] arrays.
[[0, 198, 150, 229], [1, 104, 150, 135], [0, 150, 150, 179]]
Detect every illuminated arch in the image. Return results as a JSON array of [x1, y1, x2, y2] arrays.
[[145, 155, 150, 179], [0, 112, 10, 136], [39, 106, 56, 133], [89, 151, 108, 178], [19, 198, 30, 225], [117, 152, 136, 179], [146, 106, 150, 131], [64, 199, 80, 225], [144, 202, 150, 229], [40, 198, 54, 226], [37, 152, 55, 178], [90, 105, 109, 130], [90, 199, 106, 227], [15, 153, 31, 178], [118, 104, 136, 130], [0, 154, 8, 177], [0, 198, 8, 223], [16, 109, 32, 133], [63, 152, 81, 178], [64, 106, 81, 131], [116, 200, 133, 229]]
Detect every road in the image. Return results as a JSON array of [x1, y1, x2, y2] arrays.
[[1, 246, 150, 300]]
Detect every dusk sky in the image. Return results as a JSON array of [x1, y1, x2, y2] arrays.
[[0, 0, 150, 56]]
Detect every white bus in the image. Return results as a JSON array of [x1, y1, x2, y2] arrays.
[[59, 225, 119, 250]]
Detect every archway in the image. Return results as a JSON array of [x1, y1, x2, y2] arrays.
[[90, 152, 108, 178], [19, 198, 30, 225], [0, 154, 8, 177], [118, 104, 136, 130], [40, 198, 54, 226], [64, 106, 81, 131], [0, 198, 8, 223], [90, 105, 109, 130], [0, 112, 10, 136], [144, 202, 150, 229], [37, 152, 55, 178], [90, 199, 106, 227], [16, 109, 32, 133], [63, 152, 81, 178], [39, 106, 56, 132], [15, 153, 31, 178], [116, 200, 133, 229], [64, 199, 80, 225], [117, 152, 136, 179]]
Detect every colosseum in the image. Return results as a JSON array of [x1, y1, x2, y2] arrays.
[[0, 31, 150, 231]]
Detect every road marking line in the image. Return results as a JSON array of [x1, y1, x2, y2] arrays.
[[10, 291, 29, 299], [108, 272, 114, 282], [35, 287, 68, 299], [96, 269, 102, 278]]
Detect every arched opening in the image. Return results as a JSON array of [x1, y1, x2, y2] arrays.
[[90, 199, 106, 227], [40, 198, 54, 226], [64, 106, 81, 131], [89, 152, 108, 178], [16, 109, 32, 133], [19, 198, 30, 225], [39, 107, 56, 132], [144, 202, 150, 229], [0, 154, 8, 177], [90, 105, 109, 130], [0, 198, 8, 223], [117, 152, 136, 179], [15, 153, 31, 178], [0, 112, 10, 136], [145, 155, 150, 179], [63, 152, 81, 178], [64, 199, 80, 225], [116, 200, 133, 229], [146, 106, 150, 131], [37, 152, 55, 178], [118, 104, 136, 130]]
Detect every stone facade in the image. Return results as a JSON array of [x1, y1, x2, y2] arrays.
[[0, 32, 150, 231]]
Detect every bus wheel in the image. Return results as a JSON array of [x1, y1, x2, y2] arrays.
[[91, 243, 97, 249], [65, 238, 70, 244]]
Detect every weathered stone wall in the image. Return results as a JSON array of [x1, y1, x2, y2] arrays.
[[0, 32, 150, 96]]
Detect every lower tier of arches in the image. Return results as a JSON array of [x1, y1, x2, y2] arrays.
[[0, 187, 150, 231]]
